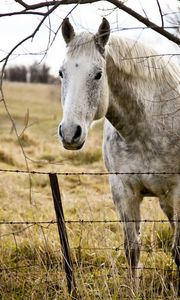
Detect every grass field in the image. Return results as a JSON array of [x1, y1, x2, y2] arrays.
[[0, 82, 177, 299]]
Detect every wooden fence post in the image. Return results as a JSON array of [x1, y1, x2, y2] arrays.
[[49, 173, 77, 299]]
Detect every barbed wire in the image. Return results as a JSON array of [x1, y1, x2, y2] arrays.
[[0, 218, 176, 285], [0, 263, 176, 273], [0, 168, 179, 175], [0, 218, 173, 251], [0, 219, 173, 241], [0, 219, 176, 225], [0, 218, 173, 240], [1, 264, 175, 276]]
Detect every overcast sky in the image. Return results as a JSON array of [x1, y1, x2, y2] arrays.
[[0, 0, 179, 75]]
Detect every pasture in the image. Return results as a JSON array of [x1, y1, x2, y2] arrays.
[[0, 82, 177, 299]]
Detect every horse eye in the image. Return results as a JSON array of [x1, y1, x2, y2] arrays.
[[59, 70, 63, 78], [94, 72, 102, 80]]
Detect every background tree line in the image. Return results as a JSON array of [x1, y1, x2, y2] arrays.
[[4, 62, 56, 84]]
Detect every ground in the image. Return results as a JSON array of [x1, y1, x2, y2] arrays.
[[0, 82, 177, 299]]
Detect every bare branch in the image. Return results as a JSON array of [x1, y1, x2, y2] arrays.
[[0, 11, 45, 17], [0, 3, 61, 77], [108, 0, 180, 45], [1, 1, 180, 45], [156, 0, 164, 28], [14, 0, 100, 10], [15, 0, 29, 8]]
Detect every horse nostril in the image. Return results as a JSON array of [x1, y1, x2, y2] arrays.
[[59, 125, 63, 139], [73, 125, 82, 141]]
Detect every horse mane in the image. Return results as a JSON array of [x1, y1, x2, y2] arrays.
[[106, 35, 180, 87]]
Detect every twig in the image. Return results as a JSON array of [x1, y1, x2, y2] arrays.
[[156, 0, 164, 28]]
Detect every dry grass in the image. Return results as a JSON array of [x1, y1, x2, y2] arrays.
[[0, 82, 177, 299]]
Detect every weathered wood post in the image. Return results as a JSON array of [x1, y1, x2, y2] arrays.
[[49, 173, 77, 299]]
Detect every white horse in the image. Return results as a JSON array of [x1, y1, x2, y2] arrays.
[[58, 18, 180, 294]]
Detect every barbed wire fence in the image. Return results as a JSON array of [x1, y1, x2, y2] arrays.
[[0, 168, 179, 298]]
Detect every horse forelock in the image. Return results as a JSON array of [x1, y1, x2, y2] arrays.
[[66, 32, 101, 59]]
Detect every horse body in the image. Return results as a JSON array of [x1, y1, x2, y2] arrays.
[[103, 118, 179, 277], [59, 18, 180, 293]]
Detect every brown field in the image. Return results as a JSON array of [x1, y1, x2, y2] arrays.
[[0, 82, 177, 299]]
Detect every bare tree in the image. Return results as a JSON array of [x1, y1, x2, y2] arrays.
[[29, 62, 50, 83], [4, 65, 27, 82], [0, 1, 180, 79], [0, 0, 179, 175]]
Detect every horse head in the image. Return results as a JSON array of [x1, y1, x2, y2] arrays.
[[58, 18, 110, 150]]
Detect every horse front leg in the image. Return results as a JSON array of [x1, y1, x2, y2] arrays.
[[110, 176, 142, 281], [123, 215, 141, 279], [172, 219, 180, 296], [171, 185, 180, 296]]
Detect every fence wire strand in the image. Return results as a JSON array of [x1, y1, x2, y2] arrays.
[[0, 168, 179, 175]]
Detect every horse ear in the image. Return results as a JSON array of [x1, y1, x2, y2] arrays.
[[96, 17, 110, 47], [62, 18, 75, 44]]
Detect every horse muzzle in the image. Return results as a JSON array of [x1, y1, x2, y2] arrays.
[[58, 122, 85, 151]]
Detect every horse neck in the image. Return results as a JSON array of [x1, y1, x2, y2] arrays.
[[105, 36, 180, 141], [106, 97, 150, 142], [105, 66, 152, 140]]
